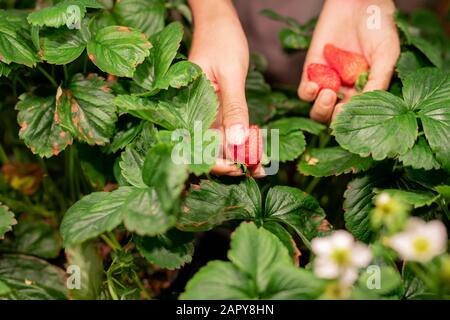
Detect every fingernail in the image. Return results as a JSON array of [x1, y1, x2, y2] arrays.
[[320, 90, 334, 106], [226, 124, 247, 146]]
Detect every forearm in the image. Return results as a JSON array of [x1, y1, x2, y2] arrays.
[[188, 0, 240, 26]]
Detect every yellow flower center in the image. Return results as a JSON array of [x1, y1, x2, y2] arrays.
[[331, 248, 350, 266], [412, 237, 429, 253]]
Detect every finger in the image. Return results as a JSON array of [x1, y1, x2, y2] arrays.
[[298, 44, 326, 101], [211, 158, 243, 176], [331, 102, 345, 122], [250, 164, 266, 179], [363, 46, 399, 92], [218, 72, 249, 146], [309, 89, 337, 124], [298, 81, 320, 102]]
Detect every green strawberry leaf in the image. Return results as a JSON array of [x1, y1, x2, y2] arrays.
[[39, 27, 86, 64], [104, 121, 143, 154], [178, 178, 260, 231], [396, 51, 428, 81], [298, 146, 374, 177], [354, 266, 403, 299], [16, 95, 72, 158], [266, 118, 307, 162], [395, 11, 445, 68], [56, 74, 116, 145], [180, 261, 252, 299], [133, 22, 183, 90], [181, 222, 323, 299], [114, 95, 182, 130], [0, 219, 61, 259], [113, 0, 166, 36], [142, 143, 189, 211], [435, 185, 450, 202], [403, 69, 450, 172], [374, 189, 439, 208], [65, 241, 104, 300], [331, 91, 418, 160], [263, 186, 325, 248], [122, 187, 177, 237], [0, 254, 68, 300], [398, 136, 440, 170], [0, 62, 12, 77], [60, 187, 134, 247], [119, 123, 158, 187], [156, 61, 202, 90], [0, 204, 16, 239], [135, 229, 194, 270], [0, 20, 37, 67], [28, 0, 103, 28], [343, 172, 389, 242], [262, 221, 300, 265], [278, 29, 310, 50], [159, 74, 218, 132], [86, 25, 151, 77]]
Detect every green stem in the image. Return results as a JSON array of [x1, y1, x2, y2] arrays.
[[439, 198, 450, 221], [0, 194, 54, 217], [37, 65, 58, 88], [305, 177, 321, 194], [132, 272, 151, 300], [101, 234, 120, 251], [408, 262, 436, 291], [0, 144, 8, 164], [106, 272, 119, 300], [63, 65, 69, 82]]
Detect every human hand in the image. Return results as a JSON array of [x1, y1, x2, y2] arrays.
[[188, 0, 265, 177], [298, 0, 400, 123]]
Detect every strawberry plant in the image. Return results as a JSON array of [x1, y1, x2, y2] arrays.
[[0, 1, 449, 301]]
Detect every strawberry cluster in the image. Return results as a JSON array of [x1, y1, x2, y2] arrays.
[[307, 44, 369, 93]]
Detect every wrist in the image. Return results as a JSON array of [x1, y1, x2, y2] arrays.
[[189, 0, 239, 27]]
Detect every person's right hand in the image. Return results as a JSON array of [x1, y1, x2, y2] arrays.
[[189, 0, 264, 177]]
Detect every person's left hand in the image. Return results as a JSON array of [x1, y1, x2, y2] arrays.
[[298, 0, 400, 123]]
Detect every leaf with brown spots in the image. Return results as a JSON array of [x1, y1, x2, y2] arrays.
[[86, 25, 151, 77], [15, 94, 72, 158], [56, 74, 117, 145]]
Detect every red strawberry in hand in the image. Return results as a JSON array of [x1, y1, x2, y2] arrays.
[[307, 63, 341, 93], [323, 44, 369, 87], [227, 125, 263, 168]]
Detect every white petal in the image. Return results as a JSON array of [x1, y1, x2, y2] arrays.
[[340, 268, 359, 286], [389, 233, 416, 261], [422, 220, 447, 255], [311, 237, 334, 256], [314, 257, 340, 279], [351, 243, 373, 267], [332, 230, 354, 249], [405, 217, 426, 232]]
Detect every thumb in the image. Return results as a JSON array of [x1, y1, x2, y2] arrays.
[[218, 73, 249, 146]]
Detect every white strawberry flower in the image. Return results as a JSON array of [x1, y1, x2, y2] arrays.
[[388, 218, 447, 263], [311, 230, 372, 285]]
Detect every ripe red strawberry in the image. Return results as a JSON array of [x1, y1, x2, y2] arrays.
[[323, 44, 369, 86], [307, 63, 341, 93], [227, 125, 263, 168]]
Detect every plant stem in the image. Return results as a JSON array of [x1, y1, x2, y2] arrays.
[[408, 262, 436, 291], [37, 65, 58, 88], [0, 144, 8, 164], [0, 194, 54, 217], [132, 272, 151, 300], [101, 234, 120, 251], [106, 272, 119, 300], [305, 177, 321, 194], [439, 198, 450, 221], [63, 65, 69, 81]]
